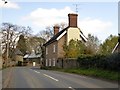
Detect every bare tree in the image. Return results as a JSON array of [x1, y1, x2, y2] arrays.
[[85, 34, 101, 55], [59, 22, 67, 30], [37, 22, 67, 42], [37, 26, 53, 42], [1, 22, 32, 66]]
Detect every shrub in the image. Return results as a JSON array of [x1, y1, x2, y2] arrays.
[[77, 53, 119, 71]]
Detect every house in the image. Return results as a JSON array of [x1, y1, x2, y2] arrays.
[[23, 50, 42, 67], [112, 34, 120, 53], [43, 13, 87, 67], [14, 49, 24, 66]]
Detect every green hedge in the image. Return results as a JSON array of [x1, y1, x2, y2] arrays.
[[77, 53, 120, 71]]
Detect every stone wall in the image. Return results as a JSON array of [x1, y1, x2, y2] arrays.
[[56, 58, 78, 69]]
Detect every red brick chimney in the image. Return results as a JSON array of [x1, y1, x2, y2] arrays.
[[53, 26, 60, 35], [68, 13, 78, 27]]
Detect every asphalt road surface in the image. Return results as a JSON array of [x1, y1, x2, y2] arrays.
[[4, 67, 118, 89], [0, 70, 2, 90]]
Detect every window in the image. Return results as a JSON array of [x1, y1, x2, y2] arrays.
[[49, 59, 51, 66], [46, 59, 48, 66], [53, 58, 55, 66], [46, 47, 48, 55], [53, 45, 56, 53]]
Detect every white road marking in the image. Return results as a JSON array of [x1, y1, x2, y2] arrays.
[[34, 70, 40, 73], [43, 74, 59, 82], [68, 86, 75, 90], [68, 87, 72, 88]]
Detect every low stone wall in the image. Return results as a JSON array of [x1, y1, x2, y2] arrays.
[[56, 58, 78, 69]]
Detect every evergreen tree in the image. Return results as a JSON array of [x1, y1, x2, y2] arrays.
[[16, 35, 27, 55]]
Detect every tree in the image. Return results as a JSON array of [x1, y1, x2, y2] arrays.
[[1, 22, 32, 66], [16, 35, 27, 55], [37, 26, 53, 41], [1, 23, 32, 54], [55, 22, 67, 30], [101, 35, 118, 55], [37, 22, 67, 41], [26, 36, 46, 54], [63, 39, 85, 58], [84, 34, 101, 55]]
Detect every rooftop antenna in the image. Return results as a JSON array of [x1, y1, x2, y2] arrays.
[[73, 4, 80, 14]]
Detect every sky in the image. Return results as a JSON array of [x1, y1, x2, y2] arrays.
[[0, 0, 119, 43]]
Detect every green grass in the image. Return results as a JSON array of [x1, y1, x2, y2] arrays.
[[46, 67, 119, 81]]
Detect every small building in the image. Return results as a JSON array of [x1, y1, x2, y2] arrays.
[[14, 49, 24, 66], [43, 13, 87, 67], [23, 51, 42, 67]]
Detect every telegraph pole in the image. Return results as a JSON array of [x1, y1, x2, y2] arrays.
[[2, 0, 8, 67], [6, 28, 10, 67]]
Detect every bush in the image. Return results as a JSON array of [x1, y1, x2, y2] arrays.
[[77, 53, 120, 71]]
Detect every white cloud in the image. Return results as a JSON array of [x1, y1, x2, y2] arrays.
[[23, 6, 74, 27], [79, 17, 113, 37], [22, 7, 113, 41], [0, 1, 20, 9]]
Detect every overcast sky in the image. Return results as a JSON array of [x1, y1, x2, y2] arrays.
[[0, 0, 119, 43]]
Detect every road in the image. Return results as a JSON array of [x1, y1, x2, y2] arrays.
[[0, 70, 2, 90], [3, 67, 118, 89]]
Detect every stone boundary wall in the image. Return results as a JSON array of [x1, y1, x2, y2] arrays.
[[56, 58, 78, 69]]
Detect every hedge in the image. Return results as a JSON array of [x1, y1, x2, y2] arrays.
[[77, 53, 120, 71]]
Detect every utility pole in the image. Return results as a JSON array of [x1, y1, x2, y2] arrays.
[[0, 36, 2, 69], [2, 0, 8, 67], [6, 28, 10, 67]]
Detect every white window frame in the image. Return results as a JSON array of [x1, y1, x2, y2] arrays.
[[53, 45, 56, 53], [49, 59, 51, 66], [46, 47, 48, 55], [53, 58, 55, 66], [46, 59, 48, 66]]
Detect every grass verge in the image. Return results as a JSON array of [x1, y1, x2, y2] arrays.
[[44, 67, 119, 81]]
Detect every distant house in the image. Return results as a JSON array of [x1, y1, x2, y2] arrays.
[[23, 51, 42, 66], [112, 34, 120, 53], [43, 13, 87, 67], [14, 49, 24, 66]]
